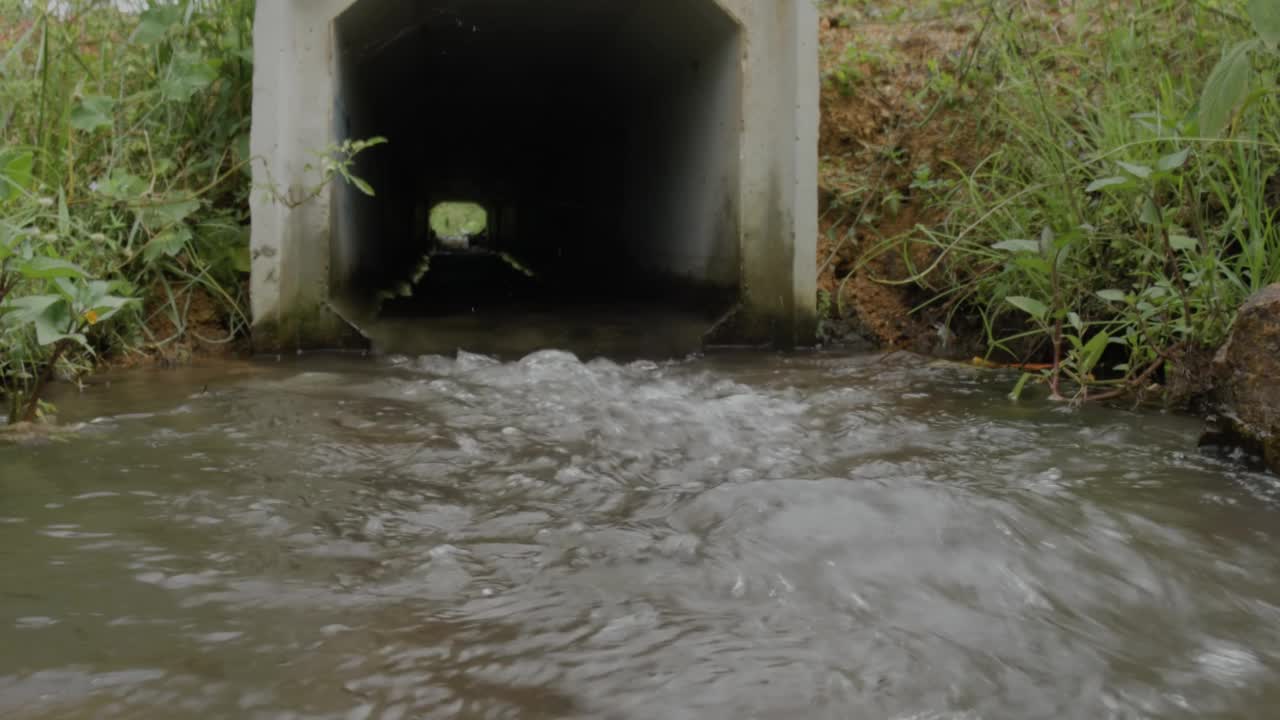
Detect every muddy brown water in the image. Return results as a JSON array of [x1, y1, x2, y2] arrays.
[[2, 351, 1279, 719]]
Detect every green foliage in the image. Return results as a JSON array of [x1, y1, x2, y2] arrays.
[[0, 2, 387, 422], [1198, 1, 1279, 137], [0, 0, 257, 422], [823, 41, 899, 96], [869, 0, 1280, 404]]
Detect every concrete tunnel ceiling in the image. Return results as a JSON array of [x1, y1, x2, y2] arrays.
[[330, 0, 744, 322]]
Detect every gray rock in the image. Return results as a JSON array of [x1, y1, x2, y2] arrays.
[[1201, 284, 1280, 473]]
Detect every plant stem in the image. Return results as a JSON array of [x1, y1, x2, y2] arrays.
[[19, 339, 67, 423], [1088, 347, 1179, 403]]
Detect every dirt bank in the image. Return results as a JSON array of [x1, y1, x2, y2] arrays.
[[816, 4, 992, 354]]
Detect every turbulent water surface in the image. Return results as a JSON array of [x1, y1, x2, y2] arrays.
[[2, 350, 1279, 719]]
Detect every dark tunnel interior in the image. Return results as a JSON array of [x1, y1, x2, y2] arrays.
[[329, 0, 744, 354]]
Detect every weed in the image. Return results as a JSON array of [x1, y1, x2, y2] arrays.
[[0, 1, 384, 422], [855, 0, 1279, 404]]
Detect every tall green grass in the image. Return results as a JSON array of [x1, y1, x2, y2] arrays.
[[0, 0, 254, 422], [878, 0, 1280, 403]]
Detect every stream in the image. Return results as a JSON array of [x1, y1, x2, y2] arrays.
[[2, 350, 1279, 719]]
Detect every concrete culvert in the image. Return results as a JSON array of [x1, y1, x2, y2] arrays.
[[250, 0, 819, 357]]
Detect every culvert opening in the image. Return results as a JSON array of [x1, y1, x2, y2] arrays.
[[330, 0, 743, 357]]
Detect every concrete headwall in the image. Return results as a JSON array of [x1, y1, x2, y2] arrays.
[[250, 0, 818, 352]]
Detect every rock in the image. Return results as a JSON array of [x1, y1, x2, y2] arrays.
[[1200, 284, 1280, 473]]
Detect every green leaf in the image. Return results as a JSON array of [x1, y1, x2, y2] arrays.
[[1086, 176, 1129, 193], [1006, 296, 1049, 321], [1011, 255, 1052, 276], [160, 52, 217, 103], [68, 95, 116, 132], [1039, 226, 1056, 255], [1097, 289, 1128, 303], [1156, 148, 1191, 172], [1199, 40, 1258, 137], [0, 149, 34, 202], [1169, 234, 1198, 252], [2, 294, 77, 346], [1139, 197, 1162, 226], [52, 276, 78, 301], [132, 5, 181, 46], [143, 227, 193, 261], [94, 170, 147, 201], [347, 175, 376, 197], [1008, 372, 1035, 402], [1068, 312, 1083, 333], [992, 239, 1041, 253], [1249, 0, 1280, 47], [1078, 331, 1111, 378], [86, 293, 134, 324], [17, 257, 89, 280], [138, 198, 201, 231], [1, 294, 61, 324], [1117, 161, 1153, 179]]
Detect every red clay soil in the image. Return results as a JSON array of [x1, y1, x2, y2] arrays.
[[816, 7, 992, 353]]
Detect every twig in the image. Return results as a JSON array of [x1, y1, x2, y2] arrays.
[[1088, 349, 1175, 403]]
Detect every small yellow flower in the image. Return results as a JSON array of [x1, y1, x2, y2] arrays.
[[83, 310, 99, 325]]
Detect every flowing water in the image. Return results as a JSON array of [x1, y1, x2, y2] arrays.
[[2, 350, 1279, 719]]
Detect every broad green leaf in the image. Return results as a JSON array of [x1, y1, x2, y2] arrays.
[[0, 149, 34, 202], [1096, 289, 1128, 302], [1011, 255, 1052, 276], [86, 294, 134, 324], [143, 227, 193, 261], [1006, 296, 1049, 321], [160, 52, 217, 103], [5, 295, 79, 346], [132, 5, 181, 46], [1068, 312, 1083, 333], [68, 95, 116, 132], [17, 257, 88, 280], [992, 239, 1041, 253], [138, 198, 201, 231], [94, 170, 147, 201], [0, 294, 62, 325], [1199, 40, 1258, 137], [52, 276, 78, 301], [1117, 161, 1153, 179], [1169, 234, 1198, 252], [1249, 0, 1280, 47], [1156, 148, 1191, 172], [1086, 176, 1129, 193]]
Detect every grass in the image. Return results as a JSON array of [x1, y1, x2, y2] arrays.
[[0, 0, 255, 422], [820, 0, 1280, 404]]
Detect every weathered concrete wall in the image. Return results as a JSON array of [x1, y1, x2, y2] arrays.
[[250, 0, 818, 352], [614, 3, 742, 290]]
